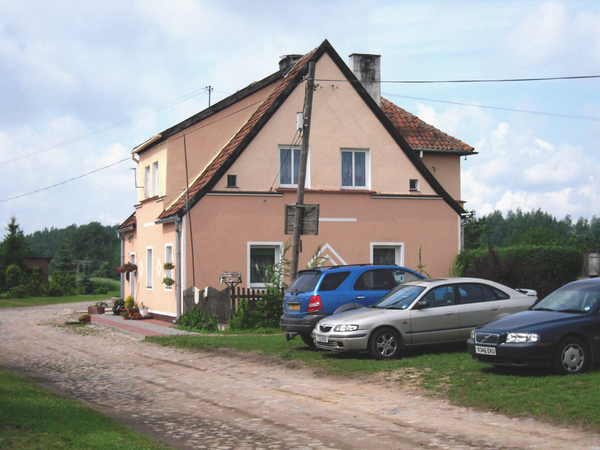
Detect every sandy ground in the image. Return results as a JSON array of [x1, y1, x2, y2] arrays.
[[1, 302, 600, 450]]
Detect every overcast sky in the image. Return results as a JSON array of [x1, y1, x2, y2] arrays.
[[1, 0, 599, 239]]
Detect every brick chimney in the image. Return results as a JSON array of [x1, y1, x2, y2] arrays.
[[349, 53, 381, 106]]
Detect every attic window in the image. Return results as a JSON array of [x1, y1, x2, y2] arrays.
[[409, 179, 419, 191], [227, 174, 238, 188]]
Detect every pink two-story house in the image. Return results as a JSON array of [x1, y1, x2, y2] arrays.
[[117, 39, 475, 321]]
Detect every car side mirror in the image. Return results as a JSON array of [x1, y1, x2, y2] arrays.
[[413, 300, 430, 309]]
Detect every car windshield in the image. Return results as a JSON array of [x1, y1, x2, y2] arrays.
[[532, 284, 600, 313], [371, 284, 426, 309]]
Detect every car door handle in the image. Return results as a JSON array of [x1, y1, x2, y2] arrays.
[[446, 313, 455, 316], [355, 296, 366, 299], [491, 307, 499, 311]]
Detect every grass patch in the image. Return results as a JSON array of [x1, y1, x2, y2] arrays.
[[0, 291, 120, 309], [0, 365, 167, 449], [147, 334, 600, 431]]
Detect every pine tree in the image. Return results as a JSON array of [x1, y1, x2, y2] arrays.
[[0, 216, 30, 292]]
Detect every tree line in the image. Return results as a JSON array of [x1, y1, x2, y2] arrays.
[[0, 216, 120, 298]]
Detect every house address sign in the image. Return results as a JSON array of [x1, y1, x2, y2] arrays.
[[284, 204, 320, 236]]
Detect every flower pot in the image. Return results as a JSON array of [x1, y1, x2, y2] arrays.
[[139, 308, 150, 318], [88, 306, 105, 315], [79, 315, 91, 323]]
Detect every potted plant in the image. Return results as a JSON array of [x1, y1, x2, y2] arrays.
[[88, 301, 107, 315], [78, 313, 91, 323], [121, 310, 130, 320], [139, 302, 150, 318], [112, 298, 125, 316], [163, 262, 175, 271], [163, 277, 175, 287]]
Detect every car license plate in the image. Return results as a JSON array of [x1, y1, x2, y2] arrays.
[[475, 346, 496, 355], [288, 304, 300, 311], [315, 335, 328, 343]]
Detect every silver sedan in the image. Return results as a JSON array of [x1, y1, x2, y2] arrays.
[[312, 278, 537, 360]]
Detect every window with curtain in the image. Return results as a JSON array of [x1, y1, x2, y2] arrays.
[[250, 247, 275, 284], [279, 147, 301, 187], [341, 149, 368, 188]]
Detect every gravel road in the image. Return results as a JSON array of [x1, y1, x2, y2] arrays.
[[1, 302, 599, 450]]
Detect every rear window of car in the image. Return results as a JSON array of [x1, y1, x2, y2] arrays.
[[318, 271, 350, 291], [390, 269, 423, 285], [287, 271, 321, 293]]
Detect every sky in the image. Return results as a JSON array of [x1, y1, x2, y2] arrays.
[[1, 0, 599, 239]]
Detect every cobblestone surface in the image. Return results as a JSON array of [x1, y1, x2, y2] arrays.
[[1, 302, 600, 449]]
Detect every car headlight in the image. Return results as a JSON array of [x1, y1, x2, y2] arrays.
[[506, 332, 539, 343], [333, 324, 359, 332], [470, 329, 476, 340]]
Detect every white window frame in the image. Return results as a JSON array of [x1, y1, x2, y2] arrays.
[[370, 242, 404, 266], [144, 166, 150, 199], [129, 253, 136, 298], [247, 242, 282, 288], [152, 161, 159, 197], [146, 247, 153, 289], [279, 145, 310, 188], [341, 148, 370, 190], [164, 243, 173, 291]]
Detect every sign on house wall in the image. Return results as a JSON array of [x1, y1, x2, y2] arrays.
[[284, 204, 320, 235]]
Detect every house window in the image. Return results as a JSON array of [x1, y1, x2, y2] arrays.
[[129, 253, 136, 298], [248, 243, 281, 287], [409, 179, 419, 191], [152, 162, 159, 197], [371, 243, 404, 266], [279, 146, 306, 187], [144, 166, 150, 199], [146, 247, 153, 289], [341, 149, 369, 189], [165, 244, 173, 290], [227, 174, 238, 188]]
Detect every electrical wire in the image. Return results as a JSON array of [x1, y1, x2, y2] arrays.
[[316, 74, 600, 84]]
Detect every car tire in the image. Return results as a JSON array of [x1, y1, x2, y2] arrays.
[[368, 327, 402, 360], [552, 337, 588, 375], [300, 332, 316, 347]]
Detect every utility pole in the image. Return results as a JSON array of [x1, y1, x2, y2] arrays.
[[290, 62, 316, 283], [206, 85, 213, 107]]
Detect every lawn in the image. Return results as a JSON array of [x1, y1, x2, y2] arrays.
[[0, 365, 167, 449], [147, 333, 600, 431]]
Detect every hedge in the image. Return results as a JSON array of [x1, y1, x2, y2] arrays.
[[456, 245, 583, 299]]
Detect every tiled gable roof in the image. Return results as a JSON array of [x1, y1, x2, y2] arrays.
[[381, 98, 474, 154], [157, 51, 314, 220]]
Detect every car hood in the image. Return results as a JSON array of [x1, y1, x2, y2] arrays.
[[319, 306, 407, 324], [477, 310, 584, 332]]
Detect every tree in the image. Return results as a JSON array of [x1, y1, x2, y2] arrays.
[[463, 211, 490, 250], [51, 241, 77, 295], [0, 216, 31, 292]]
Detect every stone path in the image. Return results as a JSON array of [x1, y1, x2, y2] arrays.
[[1, 302, 600, 449]]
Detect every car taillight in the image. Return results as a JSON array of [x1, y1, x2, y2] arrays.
[[307, 295, 322, 312]]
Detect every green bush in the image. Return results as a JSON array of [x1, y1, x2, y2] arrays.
[[8, 285, 28, 299], [176, 308, 218, 332], [457, 245, 584, 299], [95, 287, 109, 295]]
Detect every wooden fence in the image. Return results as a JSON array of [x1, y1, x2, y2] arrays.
[[182, 286, 271, 324]]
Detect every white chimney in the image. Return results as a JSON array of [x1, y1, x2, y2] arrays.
[[349, 53, 381, 106]]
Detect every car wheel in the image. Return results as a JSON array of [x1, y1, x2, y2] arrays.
[[300, 332, 316, 347], [552, 337, 588, 375], [368, 328, 402, 360]]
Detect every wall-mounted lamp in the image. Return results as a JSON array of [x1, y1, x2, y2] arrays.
[[128, 235, 133, 243]]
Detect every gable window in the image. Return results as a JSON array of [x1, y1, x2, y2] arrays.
[[279, 146, 308, 188], [248, 243, 282, 288], [227, 174, 238, 188], [165, 244, 173, 290], [409, 179, 419, 191], [146, 247, 153, 289], [144, 166, 150, 199], [341, 149, 369, 189], [152, 162, 159, 197]]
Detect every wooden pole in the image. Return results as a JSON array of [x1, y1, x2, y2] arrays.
[[290, 61, 315, 283]]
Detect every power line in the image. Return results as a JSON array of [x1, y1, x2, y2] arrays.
[[383, 93, 600, 122], [317, 74, 600, 84], [0, 158, 129, 203]]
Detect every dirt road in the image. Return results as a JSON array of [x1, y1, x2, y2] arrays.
[[1, 302, 599, 450]]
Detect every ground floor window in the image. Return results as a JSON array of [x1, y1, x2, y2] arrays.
[[146, 247, 153, 289], [248, 243, 282, 288], [164, 244, 173, 291], [371, 243, 403, 266]]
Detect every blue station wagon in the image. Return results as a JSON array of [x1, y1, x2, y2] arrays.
[[280, 264, 425, 346]]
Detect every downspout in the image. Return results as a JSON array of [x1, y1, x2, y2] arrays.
[[175, 217, 181, 319], [117, 231, 125, 300]]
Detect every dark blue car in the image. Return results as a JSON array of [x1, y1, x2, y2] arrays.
[[467, 277, 600, 374], [280, 264, 425, 346]]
